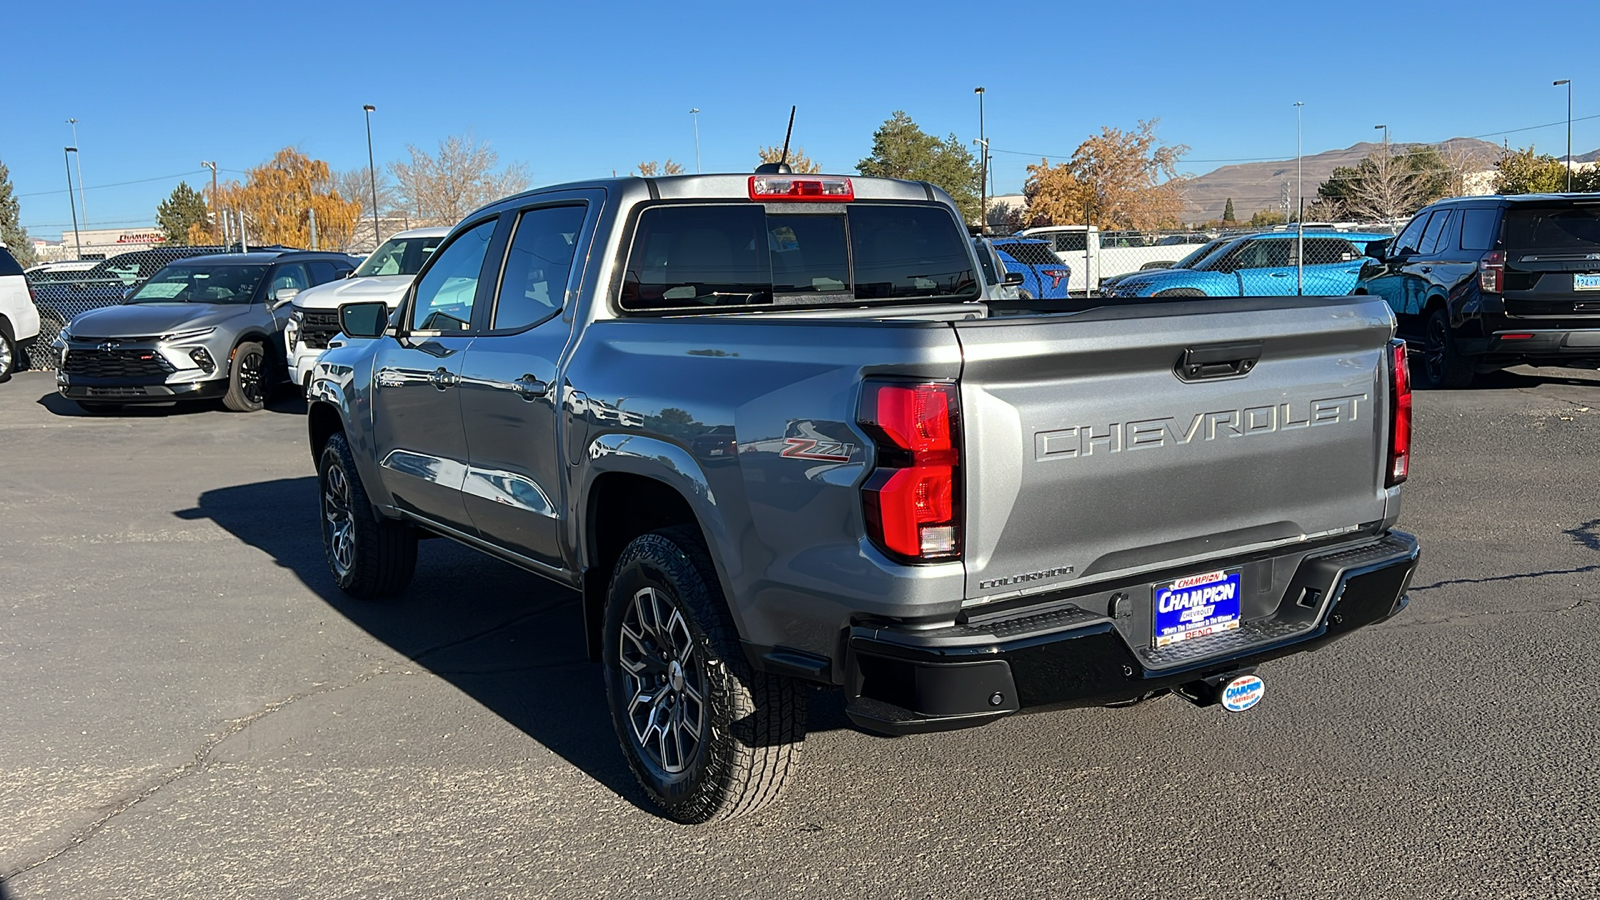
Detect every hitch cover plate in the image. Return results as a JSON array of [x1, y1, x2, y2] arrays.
[[1221, 674, 1265, 712]]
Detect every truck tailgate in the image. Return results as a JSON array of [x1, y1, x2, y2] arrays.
[[953, 296, 1396, 602]]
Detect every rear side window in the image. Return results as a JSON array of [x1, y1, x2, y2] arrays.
[[0, 248, 21, 277], [1503, 205, 1600, 252], [493, 204, 587, 330], [1302, 238, 1360, 264], [1459, 208, 1499, 251], [308, 261, 338, 284], [620, 203, 974, 311]]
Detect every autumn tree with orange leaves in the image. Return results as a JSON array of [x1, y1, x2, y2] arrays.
[[214, 148, 360, 249], [1023, 120, 1189, 230], [757, 145, 823, 174]]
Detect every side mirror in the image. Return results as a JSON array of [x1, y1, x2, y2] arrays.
[[1002, 271, 1025, 286], [339, 301, 389, 339], [1365, 239, 1390, 263], [272, 287, 300, 308], [121, 286, 135, 301]]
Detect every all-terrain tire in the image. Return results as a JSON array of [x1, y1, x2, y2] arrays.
[[0, 323, 15, 382], [222, 341, 268, 412], [1418, 307, 1475, 389], [318, 431, 417, 599], [603, 526, 806, 824]]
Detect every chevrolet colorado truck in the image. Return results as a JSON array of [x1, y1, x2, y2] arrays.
[[305, 170, 1420, 824]]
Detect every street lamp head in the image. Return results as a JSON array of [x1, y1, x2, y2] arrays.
[[65, 146, 76, 153], [1374, 124, 1386, 129], [974, 86, 984, 94], [1555, 79, 1570, 86], [689, 107, 699, 114], [363, 104, 376, 112]]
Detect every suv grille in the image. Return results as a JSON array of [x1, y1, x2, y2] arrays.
[[300, 310, 342, 349], [62, 348, 176, 379]]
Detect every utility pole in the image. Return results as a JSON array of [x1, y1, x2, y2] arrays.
[[1554, 79, 1573, 191], [308, 208, 318, 251], [63, 147, 82, 259], [66, 119, 88, 227], [690, 108, 701, 173], [974, 87, 986, 234], [200, 161, 219, 243]]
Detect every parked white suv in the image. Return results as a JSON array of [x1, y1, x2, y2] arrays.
[[284, 227, 448, 387], [0, 244, 42, 381]]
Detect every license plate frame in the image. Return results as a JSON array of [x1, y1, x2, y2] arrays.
[[1574, 273, 1600, 291], [1152, 568, 1243, 649]]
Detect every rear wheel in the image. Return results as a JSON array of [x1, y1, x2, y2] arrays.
[[1419, 308, 1475, 389], [603, 526, 805, 824], [319, 431, 417, 599], [222, 341, 267, 412], [0, 328, 15, 382]]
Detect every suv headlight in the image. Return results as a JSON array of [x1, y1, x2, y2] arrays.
[[160, 327, 216, 342]]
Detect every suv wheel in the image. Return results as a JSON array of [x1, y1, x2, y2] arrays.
[[603, 526, 806, 824], [0, 328, 15, 382], [318, 431, 417, 599], [223, 341, 267, 412], [1420, 308, 1475, 389]]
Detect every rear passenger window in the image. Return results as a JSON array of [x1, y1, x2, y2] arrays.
[[0, 248, 22, 277], [1459, 209, 1499, 251], [1419, 210, 1452, 255], [308, 261, 338, 285], [493, 205, 587, 330]]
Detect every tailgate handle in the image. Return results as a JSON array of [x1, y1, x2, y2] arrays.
[[1177, 341, 1264, 381]]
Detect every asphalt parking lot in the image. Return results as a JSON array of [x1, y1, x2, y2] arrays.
[[2, 366, 1598, 900]]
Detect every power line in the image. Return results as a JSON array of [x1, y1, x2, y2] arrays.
[[18, 169, 205, 198]]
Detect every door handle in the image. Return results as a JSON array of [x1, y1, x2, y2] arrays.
[[512, 374, 549, 400], [1177, 340, 1265, 381], [428, 367, 458, 390], [1419, 266, 1432, 274]]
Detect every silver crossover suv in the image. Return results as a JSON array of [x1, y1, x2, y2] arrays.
[[53, 250, 356, 412]]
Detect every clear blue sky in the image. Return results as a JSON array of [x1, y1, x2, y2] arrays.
[[5, 0, 1596, 238]]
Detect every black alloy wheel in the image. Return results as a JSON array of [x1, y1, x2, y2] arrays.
[[1421, 308, 1474, 389], [223, 341, 267, 412]]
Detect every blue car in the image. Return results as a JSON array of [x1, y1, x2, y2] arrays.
[[1103, 231, 1391, 298], [990, 237, 1073, 299]]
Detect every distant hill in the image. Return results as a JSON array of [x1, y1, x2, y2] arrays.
[[1180, 137, 1503, 222]]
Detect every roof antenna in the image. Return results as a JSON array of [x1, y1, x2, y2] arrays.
[[754, 106, 797, 174]]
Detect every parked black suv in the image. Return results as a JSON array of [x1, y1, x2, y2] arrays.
[[1359, 194, 1600, 388]]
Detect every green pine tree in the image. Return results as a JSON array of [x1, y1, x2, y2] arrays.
[[1222, 198, 1235, 223], [857, 111, 981, 223], [156, 181, 211, 245], [0, 159, 37, 268]]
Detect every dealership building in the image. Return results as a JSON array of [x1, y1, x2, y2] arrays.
[[33, 227, 168, 262]]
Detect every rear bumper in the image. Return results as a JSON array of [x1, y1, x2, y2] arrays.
[[1463, 328, 1600, 363], [844, 531, 1419, 735]]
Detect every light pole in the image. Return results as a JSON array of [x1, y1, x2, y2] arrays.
[[200, 161, 219, 243], [1554, 79, 1572, 191], [690, 108, 701, 173], [66, 118, 88, 227], [1374, 123, 1388, 147], [63, 147, 82, 259], [1294, 101, 1305, 295], [974, 87, 986, 233], [363, 104, 381, 247]]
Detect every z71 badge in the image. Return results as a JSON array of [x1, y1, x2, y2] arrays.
[[781, 437, 854, 462]]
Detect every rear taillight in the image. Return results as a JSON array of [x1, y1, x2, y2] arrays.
[[859, 381, 961, 561], [1043, 269, 1070, 289], [1386, 340, 1411, 487], [749, 175, 854, 201], [1478, 250, 1504, 294]]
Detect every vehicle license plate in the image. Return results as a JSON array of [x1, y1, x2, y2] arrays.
[[1575, 273, 1600, 291], [1153, 569, 1242, 648]]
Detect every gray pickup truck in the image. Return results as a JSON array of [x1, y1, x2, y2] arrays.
[[306, 170, 1419, 824]]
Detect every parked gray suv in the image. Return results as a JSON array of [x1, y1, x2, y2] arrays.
[[53, 250, 356, 412]]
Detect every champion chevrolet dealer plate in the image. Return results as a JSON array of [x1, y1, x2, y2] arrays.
[[1153, 569, 1242, 648]]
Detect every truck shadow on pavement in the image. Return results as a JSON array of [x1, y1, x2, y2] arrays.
[[175, 476, 851, 815]]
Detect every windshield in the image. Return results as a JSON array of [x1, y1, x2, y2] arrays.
[[354, 235, 445, 277], [1173, 238, 1228, 269], [127, 264, 269, 304]]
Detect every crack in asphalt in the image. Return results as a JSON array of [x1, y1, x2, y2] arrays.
[[2, 666, 395, 880], [1408, 563, 1600, 593]]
